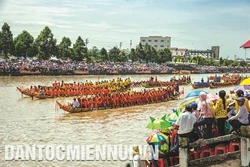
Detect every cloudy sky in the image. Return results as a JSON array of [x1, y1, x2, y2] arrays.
[[0, 0, 250, 59]]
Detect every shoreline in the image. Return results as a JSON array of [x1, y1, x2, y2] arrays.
[[0, 71, 249, 76]]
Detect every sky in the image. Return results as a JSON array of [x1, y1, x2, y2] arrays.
[[0, 0, 250, 59]]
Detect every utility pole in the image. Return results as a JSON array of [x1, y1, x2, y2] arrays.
[[130, 40, 132, 49], [119, 42, 122, 49], [85, 38, 89, 47]]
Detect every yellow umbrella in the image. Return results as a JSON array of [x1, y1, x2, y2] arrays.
[[240, 78, 250, 86]]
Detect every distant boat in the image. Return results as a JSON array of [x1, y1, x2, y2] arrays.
[[73, 70, 89, 75], [191, 82, 210, 89], [179, 70, 191, 75], [19, 70, 41, 75]]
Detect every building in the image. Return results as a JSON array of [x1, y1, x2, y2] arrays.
[[140, 36, 171, 50], [170, 48, 188, 57], [185, 46, 220, 59], [211, 46, 220, 59]]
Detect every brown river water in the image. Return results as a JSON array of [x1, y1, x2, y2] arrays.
[[0, 74, 248, 167]]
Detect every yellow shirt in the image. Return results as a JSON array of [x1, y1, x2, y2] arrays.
[[235, 97, 250, 113], [159, 143, 169, 155], [213, 98, 228, 119]]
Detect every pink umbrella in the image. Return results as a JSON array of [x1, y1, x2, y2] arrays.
[[206, 93, 219, 102]]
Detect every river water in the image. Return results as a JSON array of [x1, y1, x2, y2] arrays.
[[0, 73, 249, 167]]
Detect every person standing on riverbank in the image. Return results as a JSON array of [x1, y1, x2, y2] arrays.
[[213, 90, 228, 136], [194, 92, 213, 140], [175, 104, 196, 142]]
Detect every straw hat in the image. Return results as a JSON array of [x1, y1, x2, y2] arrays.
[[132, 145, 139, 155]]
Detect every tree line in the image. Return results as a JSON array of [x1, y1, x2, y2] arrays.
[[0, 22, 172, 64], [0, 22, 248, 66]]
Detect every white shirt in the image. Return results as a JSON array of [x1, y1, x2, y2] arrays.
[[230, 105, 249, 124], [133, 155, 141, 167], [176, 111, 196, 134], [192, 110, 200, 121], [72, 100, 80, 108]]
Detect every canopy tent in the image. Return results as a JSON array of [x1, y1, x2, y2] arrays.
[[240, 40, 250, 48], [240, 40, 250, 60]]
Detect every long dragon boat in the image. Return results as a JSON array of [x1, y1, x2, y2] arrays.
[[17, 87, 33, 96], [17, 77, 132, 99], [56, 89, 181, 113], [209, 78, 241, 89], [138, 76, 191, 88], [56, 101, 92, 113]]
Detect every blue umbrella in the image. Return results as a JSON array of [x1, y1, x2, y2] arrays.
[[185, 90, 208, 98]]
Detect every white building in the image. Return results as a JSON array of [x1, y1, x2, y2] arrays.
[[170, 48, 188, 57], [140, 36, 171, 50]]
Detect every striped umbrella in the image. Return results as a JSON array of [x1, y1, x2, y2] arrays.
[[146, 132, 169, 143], [178, 97, 198, 111]]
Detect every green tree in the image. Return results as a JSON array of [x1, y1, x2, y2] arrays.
[[0, 31, 2, 54], [100, 47, 108, 61], [219, 57, 223, 66], [72, 36, 87, 61], [239, 60, 247, 67], [144, 43, 153, 63], [0, 23, 14, 58], [207, 58, 216, 66], [14, 30, 34, 58], [58, 37, 72, 59], [135, 43, 146, 62], [231, 61, 239, 67], [88, 46, 100, 62], [117, 51, 128, 62], [150, 47, 158, 63], [129, 48, 138, 62], [109, 46, 120, 62], [90, 46, 99, 57], [223, 59, 230, 66], [35, 26, 57, 60], [157, 48, 171, 64]]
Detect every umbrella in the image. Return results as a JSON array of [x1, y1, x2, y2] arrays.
[[166, 113, 179, 123], [240, 78, 250, 86], [146, 116, 172, 130], [178, 97, 199, 111], [146, 132, 169, 143], [165, 109, 182, 123], [206, 93, 219, 102], [185, 90, 208, 98], [234, 85, 250, 92]]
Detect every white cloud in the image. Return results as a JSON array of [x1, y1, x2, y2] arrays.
[[0, 0, 249, 58]]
